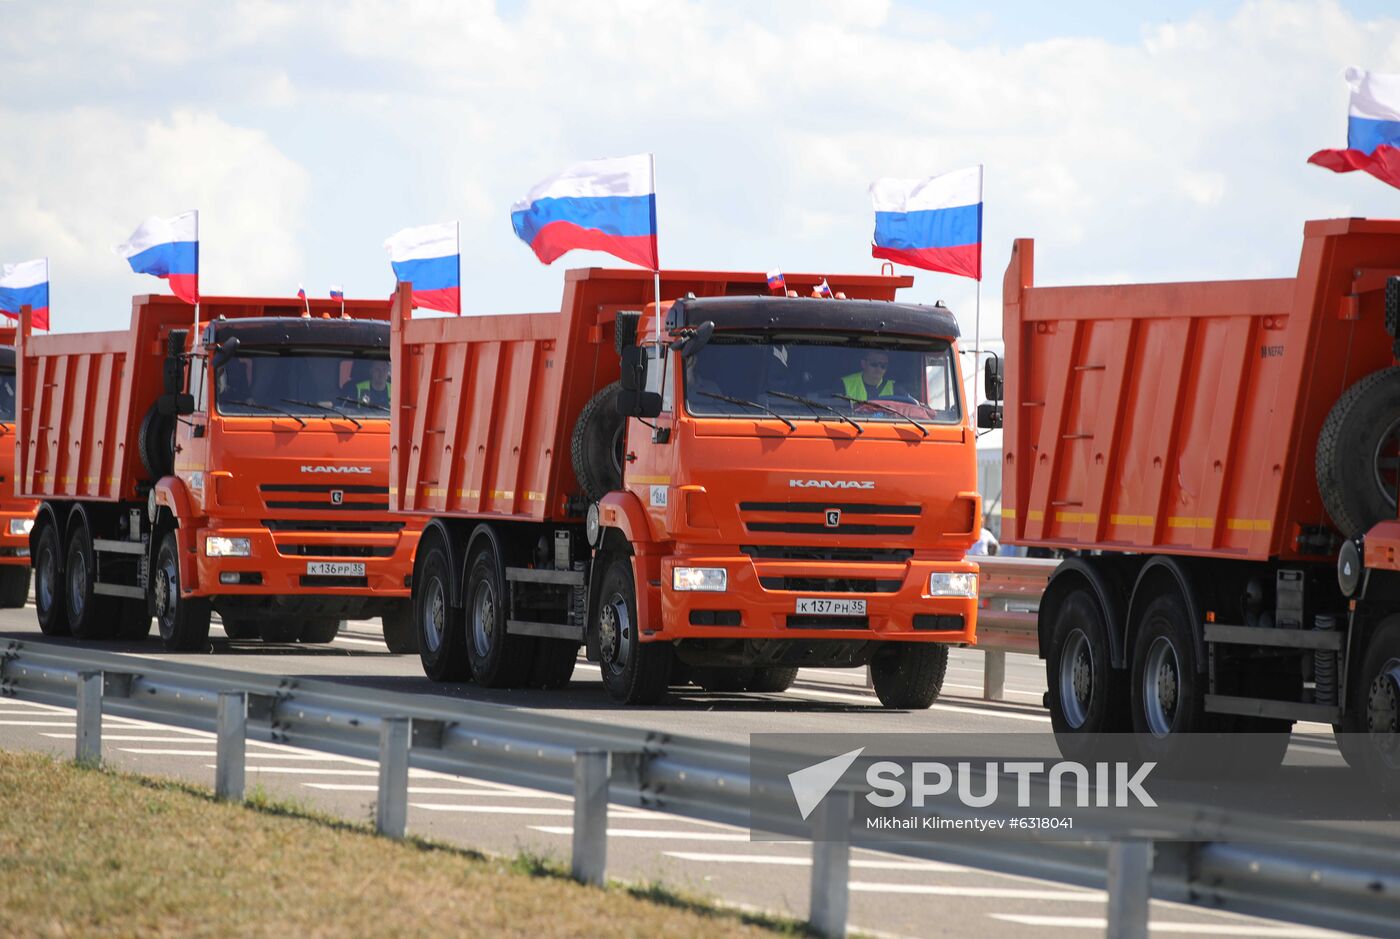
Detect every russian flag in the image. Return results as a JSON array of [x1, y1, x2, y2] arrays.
[[1309, 67, 1400, 192], [767, 268, 786, 294], [0, 258, 49, 331], [870, 166, 983, 281], [115, 211, 199, 304], [297, 285, 307, 300], [384, 221, 460, 314], [329, 286, 344, 302], [511, 153, 658, 270]]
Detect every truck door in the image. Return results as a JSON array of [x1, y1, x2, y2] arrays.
[[175, 349, 211, 515], [626, 341, 678, 542]]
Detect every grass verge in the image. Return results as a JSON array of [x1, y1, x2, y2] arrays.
[[0, 749, 808, 938]]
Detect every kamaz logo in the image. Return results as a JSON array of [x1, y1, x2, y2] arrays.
[[789, 479, 875, 490], [301, 465, 373, 474]]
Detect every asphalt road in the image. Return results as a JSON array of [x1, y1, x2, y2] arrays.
[[0, 605, 1359, 939]]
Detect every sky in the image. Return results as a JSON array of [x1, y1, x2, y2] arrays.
[[2, 0, 1399, 341]]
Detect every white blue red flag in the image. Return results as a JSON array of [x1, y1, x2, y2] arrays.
[[511, 153, 658, 270], [115, 211, 199, 304], [385, 222, 460, 315], [0, 258, 49, 330], [870, 166, 983, 281], [1310, 67, 1400, 191], [297, 285, 307, 300], [815, 279, 833, 298], [767, 268, 786, 294], [329, 286, 344, 302]]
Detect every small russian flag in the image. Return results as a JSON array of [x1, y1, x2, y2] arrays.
[[0, 258, 50, 331], [767, 268, 786, 294], [814, 279, 833, 298], [329, 286, 344, 301], [297, 285, 307, 300]]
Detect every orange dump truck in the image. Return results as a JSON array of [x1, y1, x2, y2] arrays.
[[391, 269, 979, 706], [988, 217, 1400, 777], [0, 326, 37, 607], [17, 295, 420, 652]]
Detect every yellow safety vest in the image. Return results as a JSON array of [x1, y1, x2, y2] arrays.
[[842, 373, 893, 401], [355, 379, 390, 399]]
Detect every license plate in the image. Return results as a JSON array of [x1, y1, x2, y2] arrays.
[[795, 597, 866, 616], [306, 561, 365, 577]]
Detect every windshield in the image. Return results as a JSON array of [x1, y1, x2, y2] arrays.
[[214, 349, 391, 419], [0, 369, 13, 423], [682, 336, 961, 424]]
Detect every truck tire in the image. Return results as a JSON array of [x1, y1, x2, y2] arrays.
[[747, 667, 799, 693], [1348, 616, 1400, 791], [528, 639, 579, 689], [1045, 587, 1130, 760], [301, 618, 343, 644], [595, 555, 671, 704], [1128, 591, 1216, 772], [416, 541, 470, 682], [570, 382, 625, 503], [33, 520, 68, 636], [153, 531, 211, 651], [465, 547, 534, 687], [614, 311, 640, 355], [0, 566, 30, 608], [138, 404, 177, 480], [870, 643, 947, 709], [381, 605, 418, 653], [1315, 366, 1400, 537], [115, 598, 152, 640], [65, 520, 118, 640], [220, 616, 260, 640]]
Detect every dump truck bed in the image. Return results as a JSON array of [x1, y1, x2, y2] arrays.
[[1002, 218, 1400, 562]]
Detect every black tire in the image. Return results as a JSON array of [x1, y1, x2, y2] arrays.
[[258, 618, 302, 643], [528, 640, 579, 689], [694, 666, 754, 692], [595, 555, 671, 704], [416, 540, 470, 682], [153, 531, 210, 651], [138, 404, 177, 479], [870, 643, 948, 709], [1316, 366, 1400, 537], [33, 519, 67, 636], [0, 566, 30, 608], [614, 311, 640, 355], [65, 520, 117, 640], [465, 547, 534, 687], [220, 616, 260, 640], [570, 382, 626, 502], [114, 598, 151, 640], [1045, 587, 1131, 760], [1347, 617, 1400, 790], [1128, 591, 1218, 771], [381, 604, 418, 653], [746, 667, 799, 693], [300, 618, 343, 644]]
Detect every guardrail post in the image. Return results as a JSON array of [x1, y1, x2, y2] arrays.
[[1106, 839, 1153, 939], [572, 749, 611, 886], [983, 650, 1006, 701], [376, 717, 411, 838], [216, 691, 247, 801], [75, 671, 103, 765], [808, 789, 854, 939]]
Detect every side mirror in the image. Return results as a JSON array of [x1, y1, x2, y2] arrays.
[[984, 357, 1004, 402], [976, 401, 1003, 430], [617, 389, 663, 419], [158, 393, 196, 417], [677, 320, 715, 359], [211, 336, 242, 370]]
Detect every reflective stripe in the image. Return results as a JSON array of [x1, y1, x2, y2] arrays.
[[841, 373, 893, 401]]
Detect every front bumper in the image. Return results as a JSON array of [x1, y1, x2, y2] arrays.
[[653, 552, 978, 643], [193, 523, 418, 598]]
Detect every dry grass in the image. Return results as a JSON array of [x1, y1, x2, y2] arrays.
[[0, 750, 806, 938]]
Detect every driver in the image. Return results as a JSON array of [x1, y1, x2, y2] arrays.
[[839, 350, 895, 401]]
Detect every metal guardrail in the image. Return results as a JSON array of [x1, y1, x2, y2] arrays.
[[968, 555, 1054, 701], [4, 638, 1400, 939]]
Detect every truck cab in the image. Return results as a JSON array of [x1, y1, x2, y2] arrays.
[[0, 334, 36, 607]]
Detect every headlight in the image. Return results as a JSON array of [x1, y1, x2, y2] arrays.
[[8, 518, 33, 536], [929, 572, 977, 597], [205, 536, 251, 557], [672, 567, 727, 592]]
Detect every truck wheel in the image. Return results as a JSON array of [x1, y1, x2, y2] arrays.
[[614, 311, 640, 355], [1129, 591, 1212, 768], [528, 640, 579, 689], [1350, 617, 1400, 790], [1316, 366, 1400, 537], [33, 520, 68, 636], [381, 605, 418, 653], [138, 404, 176, 480], [258, 618, 302, 643], [220, 617, 260, 640], [465, 547, 534, 687], [153, 532, 211, 651], [115, 599, 152, 640], [0, 566, 30, 608], [747, 667, 799, 693], [570, 382, 625, 502], [1045, 587, 1130, 759], [595, 555, 671, 704], [301, 618, 343, 644], [870, 643, 947, 709], [416, 542, 470, 682], [65, 520, 117, 640]]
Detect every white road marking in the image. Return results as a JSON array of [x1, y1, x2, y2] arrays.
[[44, 733, 219, 742], [303, 784, 560, 796], [120, 749, 358, 760], [330, 636, 386, 648], [989, 915, 1342, 936], [0, 720, 76, 726], [664, 852, 965, 872], [850, 883, 1101, 900], [790, 685, 1052, 722], [531, 826, 751, 841], [207, 765, 496, 779]]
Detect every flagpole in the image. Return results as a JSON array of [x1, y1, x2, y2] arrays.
[[456, 221, 462, 316], [973, 163, 984, 438], [651, 154, 661, 346]]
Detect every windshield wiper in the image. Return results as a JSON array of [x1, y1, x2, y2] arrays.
[[283, 397, 362, 429], [765, 390, 862, 435], [833, 394, 929, 437], [696, 391, 796, 431], [221, 400, 306, 427], [337, 395, 389, 413]]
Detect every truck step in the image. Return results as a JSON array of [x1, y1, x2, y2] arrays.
[[1204, 693, 1340, 724], [506, 619, 585, 642], [93, 583, 145, 600], [1204, 623, 1342, 651], [505, 567, 586, 586], [92, 538, 146, 556]]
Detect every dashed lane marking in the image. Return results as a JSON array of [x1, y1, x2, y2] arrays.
[[989, 915, 1342, 936], [303, 784, 561, 796], [531, 826, 752, 841], [850, 883, 1101, 900], [664, 852, 966, 872]]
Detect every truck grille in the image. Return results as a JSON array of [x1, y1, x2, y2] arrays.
[[263, 520, 405, 533], [259, 484, 389, 512], [741, 545, 913, 563], [760, 577, 900, 593], [739, 501, 919, 537], [280, 544, 395, 558]]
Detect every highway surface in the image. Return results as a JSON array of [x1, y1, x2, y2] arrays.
[[0, 606, 1355, 938]]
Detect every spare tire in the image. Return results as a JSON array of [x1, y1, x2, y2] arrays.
[[615, 311, 641, 355], [1316, 366, 1400, 537], [138, 404, 176, 479], [571, 382, 626, 502]]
